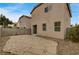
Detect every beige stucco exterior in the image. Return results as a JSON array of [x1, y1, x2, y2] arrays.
[[17, 16, 31, 29], [31, 3, 71, 39]]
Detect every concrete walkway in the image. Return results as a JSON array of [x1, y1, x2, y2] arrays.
[[3, 35, 58, 55]]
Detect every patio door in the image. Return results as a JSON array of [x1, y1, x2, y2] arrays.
[[33, 25, 37, 34]]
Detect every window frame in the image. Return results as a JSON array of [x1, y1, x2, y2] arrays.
[[54, 21, 61, 32]]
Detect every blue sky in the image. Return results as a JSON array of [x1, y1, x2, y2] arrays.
[[0, 3, 78, 25], [0, 3, 38, 22], [70, 3, 79, 25]]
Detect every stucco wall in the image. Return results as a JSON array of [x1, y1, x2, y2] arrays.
[[31, 3, 71, 39]]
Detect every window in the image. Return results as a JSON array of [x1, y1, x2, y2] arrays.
[[43, 23, 46, 31], [45, 7, 48, 13], [54, 22, 61, 31]]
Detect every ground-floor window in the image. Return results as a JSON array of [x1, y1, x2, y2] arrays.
[[54, 21, 61, 32], [42, 23, 46, 31]]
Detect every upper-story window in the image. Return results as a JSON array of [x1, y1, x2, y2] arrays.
[[45, 7, 48, 13], [44, 5, 52, 13]]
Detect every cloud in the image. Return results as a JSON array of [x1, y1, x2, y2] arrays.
[[0, 3, 30, 22], [0, 8, 21, 22]]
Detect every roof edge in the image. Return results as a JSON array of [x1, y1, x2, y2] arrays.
[[30, 3, 43, 14], [67, 3, 72, 17], [19, 15, 31, 20]]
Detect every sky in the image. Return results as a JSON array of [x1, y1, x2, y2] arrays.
[[0, 3, 38, 22], [0, 3, 78, 25], [70, 3, 79, 25]]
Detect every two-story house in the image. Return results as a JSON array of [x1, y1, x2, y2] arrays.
[[30, 3, 72, 39]]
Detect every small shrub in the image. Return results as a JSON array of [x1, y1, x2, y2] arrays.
[[67, 25, 79, 42]]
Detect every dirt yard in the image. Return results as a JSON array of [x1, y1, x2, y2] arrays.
[[0, 37, 16, 55], [57, 40, 79, 55], [36, 36, 79, 55], [3, 35, 58, 55], [1, 35, 79, 55]]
